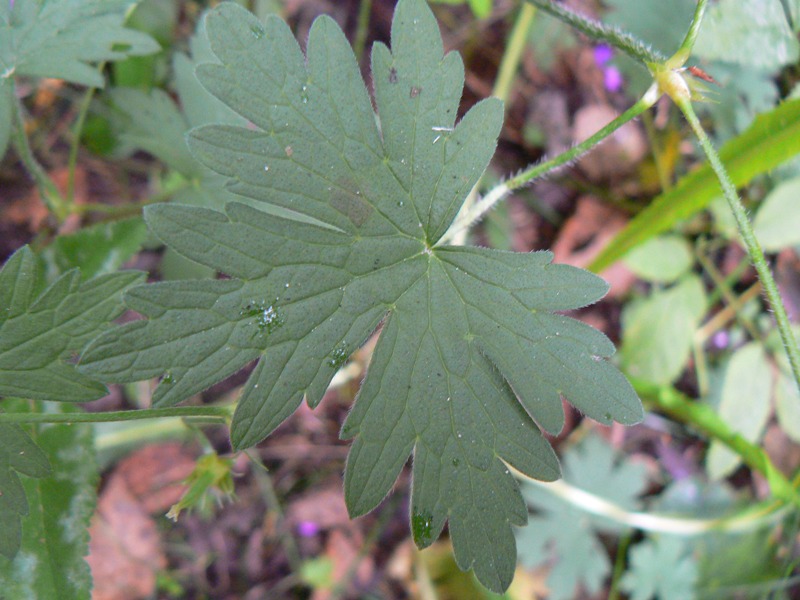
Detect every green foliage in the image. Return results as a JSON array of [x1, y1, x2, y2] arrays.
[[79, 0, 641, 591], [0, 246, 143, 402], [706, 342, 773, 479], [0, 418, 51, 559], [590, 99, 800, 272], [754, 177, 800, 251], [0, 403, 97, 600], [0, 0, 160, 156], [622, 235, 693, 283], [620, 536, 698, 600], [694, 0, 799, 70], [517, 435, 648, 599], [40, 218, 147, 280], [620, 275, 706, 385]]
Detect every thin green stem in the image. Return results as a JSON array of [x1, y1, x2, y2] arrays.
[[492, 3, 536, 102], [634, 377, 800, 508], [677, 98, 800, 396], [507, 87, 658, 189], [66, 84, 100, 206], [11, 93, 68, 221], [670, 0, 708, 68], [524, 0, 665, 66], [353, 0, 373, 65], [0, 405, 233, 424], [445, 2, 538, 246], [607, 531, 632, 600], [438, 85, 659, 245], [247, 451, 304, 573]]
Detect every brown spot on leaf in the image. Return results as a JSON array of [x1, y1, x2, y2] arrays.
[[410, 86, 421, 98], [389, 68, 398, 83]]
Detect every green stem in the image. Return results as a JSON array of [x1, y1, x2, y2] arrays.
[[353, 0, 373, 64], [492, 3, 536, 101], [0, 405, 233, 424], [524, 0, 665, 66], [66, 84, 99, 207], [11, 93, 68, 221], [677, 98, 800, 396], [444, 2, 538, 246], [438, 85, 659, 244], [634, 377, 800, 508], [669, 0, 708, 68], [608, 532, 632, 600]]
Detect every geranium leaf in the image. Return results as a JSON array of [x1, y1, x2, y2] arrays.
[[0, 246, 143, 402], [0, 0, 160, 157], [80, 0, 641, 591]]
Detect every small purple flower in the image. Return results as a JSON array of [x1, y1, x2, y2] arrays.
[[594, 44, 614, 66], [711, 330, 730, 350], [603, 66, 623, 93], [297, 521, 320, 537]]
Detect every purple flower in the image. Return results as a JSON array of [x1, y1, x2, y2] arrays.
[[603, 66, 623, 92], [297, 521, 320, 537], [594, 44, 614, 66]]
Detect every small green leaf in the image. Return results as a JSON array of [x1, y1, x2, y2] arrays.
[[0, 417, 51, 559], [620, 536, 698, 600], [706, 343, 773, 479], [41, 218, 147, 279], [590, 98, 800, 272], [0, 403, 97, 600], [0, 246, 143, 402], [80, 1, 641, 591], [753, 177, 800, 251], [620, 275, 706, 385], [622, 235, 693, 283], [695, 0, 799, 71]]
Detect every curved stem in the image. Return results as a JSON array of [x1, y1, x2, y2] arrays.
[[11, 93, 68, 221], [677, 98, 800, 396], [524, 476, 789, 535], [635, 377, 800, 508], [439, 85, 659, 245], [0, 405, 234, 424]]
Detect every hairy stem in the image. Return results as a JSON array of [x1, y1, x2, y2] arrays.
[[439, 85, 658, 244], [677, 98, 800, 396], [524, 0, 665, 66]]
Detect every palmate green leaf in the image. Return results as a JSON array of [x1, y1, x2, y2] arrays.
[[0, 418, 50, 560], [518, 435, 648, 600], [79, 0, 641, 591], [620, 536, 698, 600], [0, 0, 160, 157], [0, 246, 143, 402], [0, 402, 97, 600]]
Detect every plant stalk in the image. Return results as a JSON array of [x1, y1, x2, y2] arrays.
[[677, 98, 800, 396], [0, 405, 233, 424], [439, 85, 658, 244], [635, 377, 800, 508]]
